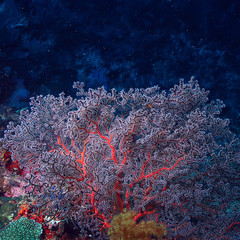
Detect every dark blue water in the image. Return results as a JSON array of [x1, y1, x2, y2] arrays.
[[0, 0, 239, 129]]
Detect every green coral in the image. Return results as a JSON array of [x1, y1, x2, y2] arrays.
[[0, 217, 43, 240]]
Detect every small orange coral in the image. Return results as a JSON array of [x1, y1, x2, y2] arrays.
[[108, 209, 167, 240]]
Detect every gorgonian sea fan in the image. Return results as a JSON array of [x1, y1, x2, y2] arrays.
[[2, 78, 240, 239]]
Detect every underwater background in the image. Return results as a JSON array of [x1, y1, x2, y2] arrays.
[[0, 0, 239, 239]]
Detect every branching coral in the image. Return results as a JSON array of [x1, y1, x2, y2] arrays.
[[1, 79, 240, 239]]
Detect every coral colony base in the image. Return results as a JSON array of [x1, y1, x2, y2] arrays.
[[1, 78, 240, 239]]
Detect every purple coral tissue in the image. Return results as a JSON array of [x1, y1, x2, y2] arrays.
[[1, 77, 240, 239]]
